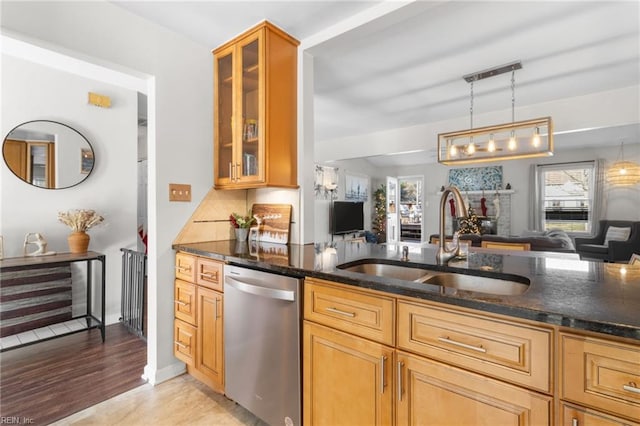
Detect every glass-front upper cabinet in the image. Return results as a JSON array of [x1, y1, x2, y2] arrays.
[[215, 47, 234, 183], [213, 21, 299, 190], [239, 37, 262, 183]]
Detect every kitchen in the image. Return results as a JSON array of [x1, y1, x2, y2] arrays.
[[1, 1, 639, 425]]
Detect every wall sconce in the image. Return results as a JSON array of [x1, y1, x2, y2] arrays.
[[438, 61, 554, 165], [607, 141, 640, 186]]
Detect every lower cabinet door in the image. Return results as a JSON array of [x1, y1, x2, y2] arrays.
[[196, 287, 224, 392], [303, 321, 393, 426], [395, 351, 552, 426]]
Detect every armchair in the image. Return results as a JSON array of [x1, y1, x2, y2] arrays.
[[574, 220, 640, 262]]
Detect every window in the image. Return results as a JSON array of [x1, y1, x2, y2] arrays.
[[535, 161, 596, 233]]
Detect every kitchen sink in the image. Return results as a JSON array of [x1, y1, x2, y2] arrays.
[[338, 261, 529, 296], [339, 262, 435, 282], [422, 273, 529, 295]]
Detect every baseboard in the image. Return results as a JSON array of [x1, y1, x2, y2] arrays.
[[142, 361, 186, 385]]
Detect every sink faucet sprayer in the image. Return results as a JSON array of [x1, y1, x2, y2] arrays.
[[437, 185, 468, 265]]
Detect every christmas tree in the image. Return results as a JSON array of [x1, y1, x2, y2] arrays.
[[458, 207, 481, 235]]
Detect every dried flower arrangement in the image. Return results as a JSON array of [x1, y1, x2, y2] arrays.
[[58, 209, 104, 232], [229, 211, 256, 229]]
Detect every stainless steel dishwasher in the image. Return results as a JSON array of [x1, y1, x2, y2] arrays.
[[224, 265, 302, 426]]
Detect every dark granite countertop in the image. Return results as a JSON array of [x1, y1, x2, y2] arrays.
[[173, 240, 640, 341]]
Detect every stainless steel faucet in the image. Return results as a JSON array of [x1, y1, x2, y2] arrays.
[[437, 185, 469, 265], [401, 245, 409, 261]]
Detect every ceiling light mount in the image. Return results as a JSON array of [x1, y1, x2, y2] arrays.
[[463, 60, 522, 83]]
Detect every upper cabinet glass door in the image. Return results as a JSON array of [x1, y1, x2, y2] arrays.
[[216, 50, 233, 182], [239, 37, 261, 181], [213, 21, 298, 190]]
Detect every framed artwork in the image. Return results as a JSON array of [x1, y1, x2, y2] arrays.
[[448, 166, 503, 191], [345, 172, 369, 202], [630, 253, 640, 265], [81, 148, 94, 174], [314, 165, 338, 200]]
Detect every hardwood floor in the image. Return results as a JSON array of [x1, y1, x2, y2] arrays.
[[0, 323, 147, 425]]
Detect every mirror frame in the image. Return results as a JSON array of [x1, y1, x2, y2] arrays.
[[3, 120, 95, 190]]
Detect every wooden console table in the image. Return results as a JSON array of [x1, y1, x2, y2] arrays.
[[0, 251, 106, 346]]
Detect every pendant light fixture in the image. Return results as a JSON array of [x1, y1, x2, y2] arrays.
[[607, 141, 640, 186], [438, 61, 554, 165]]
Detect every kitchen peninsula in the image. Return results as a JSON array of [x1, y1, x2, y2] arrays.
[[173, 240, 640, 425], [174, 240, 639, 339]]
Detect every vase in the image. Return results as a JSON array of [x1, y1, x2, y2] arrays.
[[68, 231, 90, 253], [234, 228, 248, 241]]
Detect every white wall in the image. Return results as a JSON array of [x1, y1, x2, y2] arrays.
[[1, 0, 214, 384], [314, 159, 379, 242], [341, 143, 640, 239], [1, 54, 137, 324]]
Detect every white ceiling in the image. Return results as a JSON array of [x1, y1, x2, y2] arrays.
[[112, 1, 640, 167]]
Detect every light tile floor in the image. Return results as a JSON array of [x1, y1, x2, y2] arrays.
[[52, 374, 267, 426], [0, 318, 89, 350]]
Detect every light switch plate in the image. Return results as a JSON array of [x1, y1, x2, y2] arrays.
[[169, 183, 191, 202]]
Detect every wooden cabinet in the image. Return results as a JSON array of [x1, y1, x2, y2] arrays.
[[195, 286, 224, 391], [303, 278, 553, 425], [173, 252, 224, 392], [304, 277, 395, 346], [175, 252, 196, 282], [560, 333, 640, 425], [397, 300, 552, 393], [213, 21, 299, 190], [174, 279, 196, 324], [561, 402, 640, 426], [303, 321, 394, 426], [195, 257, 223, 291], [174, 318, 197, 366], [396, 351, 551, 425]]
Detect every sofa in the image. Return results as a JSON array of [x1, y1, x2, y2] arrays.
[[429, 229, 576, 253], [574, 220, 640, 262]]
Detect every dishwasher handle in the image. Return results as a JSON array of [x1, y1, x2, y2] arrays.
[[225, 275, 295, 301]]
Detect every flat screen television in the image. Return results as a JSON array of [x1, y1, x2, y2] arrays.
[[332, 201, 364, 235]]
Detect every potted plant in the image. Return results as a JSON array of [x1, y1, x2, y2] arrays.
[[229, 211, 256, 241], [58, 209, 104, 253]]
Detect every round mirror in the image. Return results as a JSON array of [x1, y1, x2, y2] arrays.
[[3, 120, 95, 189]]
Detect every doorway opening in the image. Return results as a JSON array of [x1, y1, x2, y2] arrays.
[[399, 176, 423, 243]]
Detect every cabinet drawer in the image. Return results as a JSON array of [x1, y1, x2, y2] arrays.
[[174, 318, 197, 366], [561, 402, 640, 426], [561, 333, 640, 422], [174, 279, 197, 325], [304, 278, 395, 346], [175, 252, 196, 282], [196, 258, 224, 291], [397, 300, 552, 393]]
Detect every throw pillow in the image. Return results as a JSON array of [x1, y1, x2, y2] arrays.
[[604, 226, 631, 244]]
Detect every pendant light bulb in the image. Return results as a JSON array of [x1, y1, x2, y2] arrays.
[[467, 138, 476, 155], [532, 127, 541, 147], [449, 142, 458, 157], [508, 131, 517, 151], [487, 134, 496, 152]]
